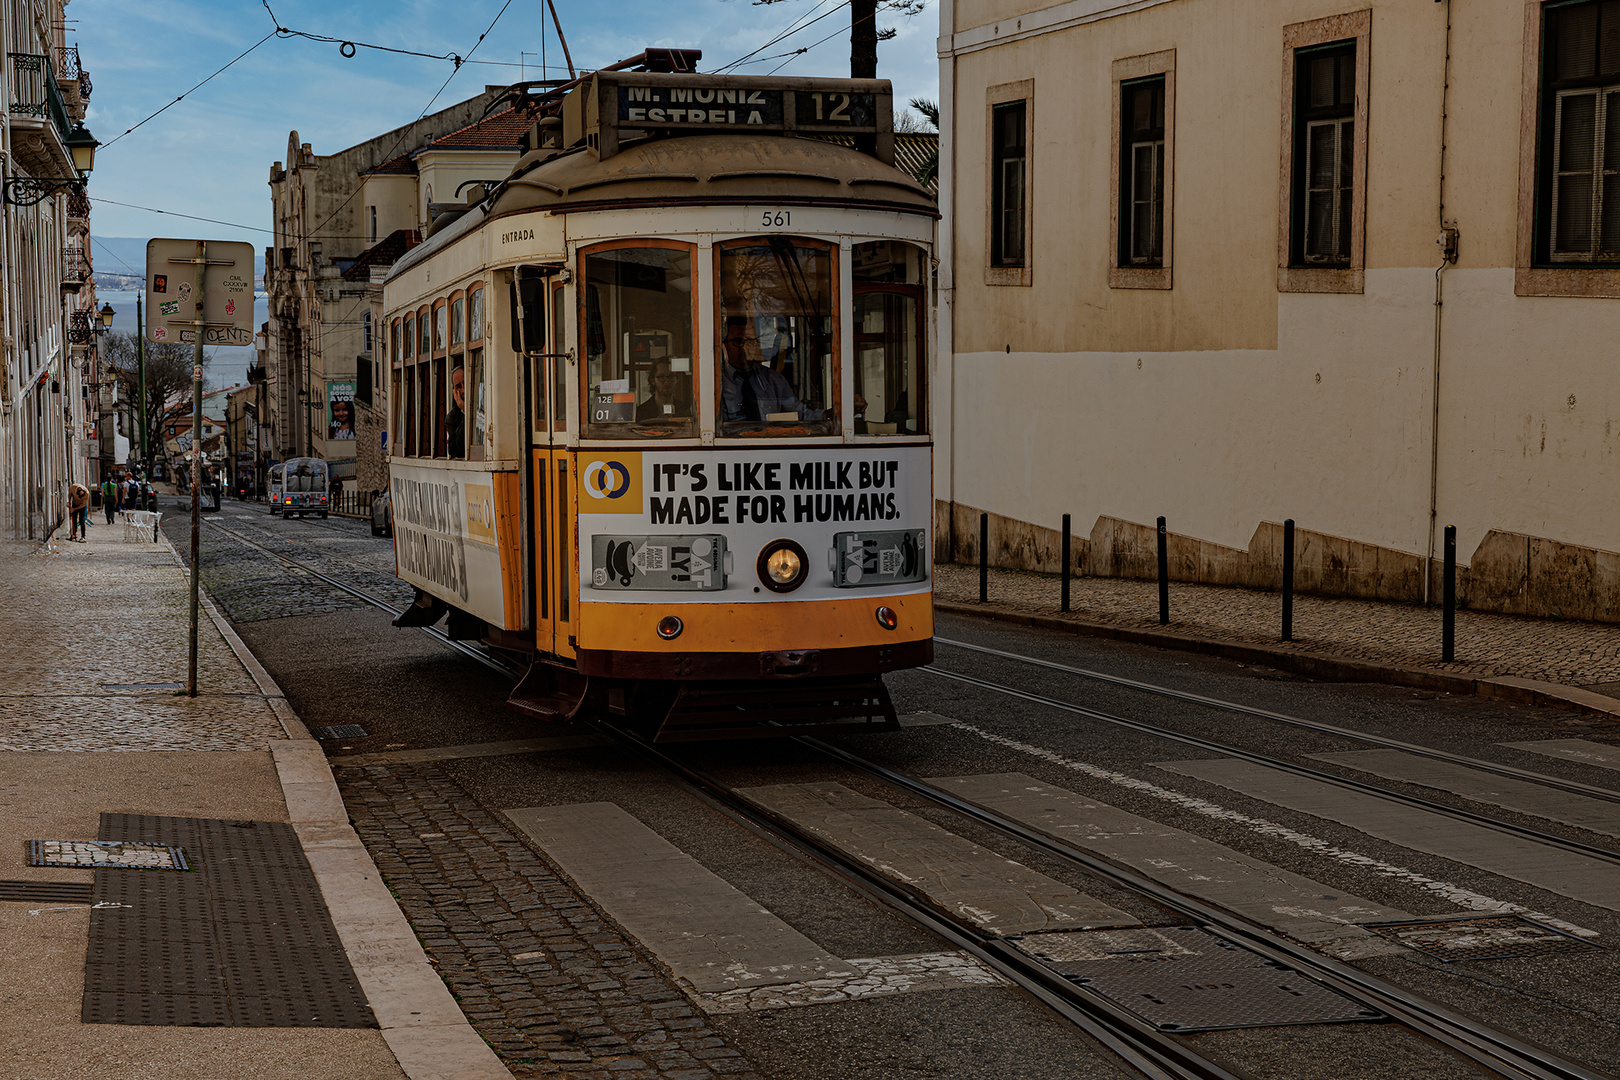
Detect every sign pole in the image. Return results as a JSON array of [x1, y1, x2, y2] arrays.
[[136, 293, 149, 497], [188, 240, 206, 698]]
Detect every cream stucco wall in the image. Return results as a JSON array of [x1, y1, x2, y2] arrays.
[[362, 174, 418, 241], [940, 0, 1620, 589]]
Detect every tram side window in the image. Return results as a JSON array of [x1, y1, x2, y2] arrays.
[[717, 237, 836, 437], [433, 356, 448, 457], [448, 354, 466, 459], [469, 348, 487, 456], [551, 282, 568, 432], [393, 369, 404, 457], [851, 241, 926, 435], [402, 316, 416, 456], [582, 245, 695, 437], [417, 362, 432, 459]]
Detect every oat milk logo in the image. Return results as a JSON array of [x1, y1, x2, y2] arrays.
[[583, 460, 631, 500]]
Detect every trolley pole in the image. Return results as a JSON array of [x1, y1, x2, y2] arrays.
[[188, 240, 206, 698]]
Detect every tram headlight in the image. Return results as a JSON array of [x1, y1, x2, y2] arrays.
[[757, 540, 808, 592]]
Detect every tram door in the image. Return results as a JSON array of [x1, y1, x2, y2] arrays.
[[522, 273, 575, 661]]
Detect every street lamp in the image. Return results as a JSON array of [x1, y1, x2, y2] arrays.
[[66, 122, 99, 175], [98, 301, 115, 329]]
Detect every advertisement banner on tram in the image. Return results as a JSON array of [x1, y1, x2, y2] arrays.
[[578, 447, 930, 603], [389, 463, 509, 626]]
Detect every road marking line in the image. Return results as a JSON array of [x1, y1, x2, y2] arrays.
[[948, 722, 1595, 937]]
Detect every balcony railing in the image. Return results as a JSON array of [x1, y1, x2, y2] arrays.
[[10, 52, 72, 143], [68, 309, 93, 344], [66, 186, 90, 220], [62, 246, 88, 285]]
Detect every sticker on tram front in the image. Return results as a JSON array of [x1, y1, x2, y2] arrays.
[[590, 534, 732, 591], [829, 529, 927, 587]]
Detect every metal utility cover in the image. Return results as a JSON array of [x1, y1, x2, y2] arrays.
[[1015, 927, 1381, 1031], [28, 840, 189, 871], [1077, 966, 1383, 1032], [0, 879, 92, 903], [83, 815, 374, 1028], [312, 724, 368, 740], [144, 238, 255, 346], [1369, 916, 1601, 962]]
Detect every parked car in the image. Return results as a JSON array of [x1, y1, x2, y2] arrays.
[[370, 489, 392, 538]]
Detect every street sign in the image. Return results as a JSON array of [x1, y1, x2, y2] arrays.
[[144, 238, 255, 346]]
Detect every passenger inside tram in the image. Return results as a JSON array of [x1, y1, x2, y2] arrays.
[[447, 358, 466, 459], [636, 358, 691, 420]]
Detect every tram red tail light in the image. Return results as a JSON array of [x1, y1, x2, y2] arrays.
[[656, 615, 683, 640], [875, 606, 898, 630]]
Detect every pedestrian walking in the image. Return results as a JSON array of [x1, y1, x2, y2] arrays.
[[99, 476, 117, 524], [68, 482, 91, 542], [125, 475, 139, 512]]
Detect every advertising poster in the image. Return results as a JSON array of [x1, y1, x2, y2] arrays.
[[328, 381, 356, 441], [389, 463, 508, 627], [577, 447, 930, 603]]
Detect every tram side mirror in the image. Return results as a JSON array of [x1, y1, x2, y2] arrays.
[[516, 275, 546, 353]]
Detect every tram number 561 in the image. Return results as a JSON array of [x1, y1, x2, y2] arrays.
[[761, 211, 792, 228]]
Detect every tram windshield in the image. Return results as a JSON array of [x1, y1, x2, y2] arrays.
[[717, 237, 836, 437], [852, 240, 925, 435], [284, 458, 327, 492], [583, 245, 695, 437]]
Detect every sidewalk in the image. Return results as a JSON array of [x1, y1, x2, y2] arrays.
[[0, 523, 507, 1079], [934, 562, 1620, 719]]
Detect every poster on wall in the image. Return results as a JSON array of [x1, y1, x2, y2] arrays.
[[328, 382, 356, 440], [577, 447, 931, 604]]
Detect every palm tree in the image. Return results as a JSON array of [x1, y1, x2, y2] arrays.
[[909, 97, 938, 187]]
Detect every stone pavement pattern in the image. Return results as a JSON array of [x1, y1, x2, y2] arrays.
[[935, 563, 1620, 689], [338, 761, 766, 1080]]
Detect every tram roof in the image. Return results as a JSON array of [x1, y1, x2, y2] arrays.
[[390, 130, 936, 280]]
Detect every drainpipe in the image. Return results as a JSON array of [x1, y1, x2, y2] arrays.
[[1426, 0, 1459, 603]]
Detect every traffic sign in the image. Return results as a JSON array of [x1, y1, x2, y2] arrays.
[[144, 238, 255, 346]]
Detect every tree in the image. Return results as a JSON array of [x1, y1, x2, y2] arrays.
[[101, 331, 204, 475], [906, 96, 939, 186]]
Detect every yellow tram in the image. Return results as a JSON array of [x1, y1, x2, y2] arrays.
[[382, 63, 936, 740]]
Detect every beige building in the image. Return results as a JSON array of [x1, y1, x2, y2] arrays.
[[266, 89, 534, 496], [1, 9, 98, 539], [937, 0, 1620, 621]]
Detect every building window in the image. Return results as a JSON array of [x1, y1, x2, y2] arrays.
[[1121, 76, 1166, 267], [990, 100, 1027, 267], [369, 206, 377, 243], [1541, 0, 1620, 263], [363, 310, 373, 352], [1278, 11, 1369, 294], [1292, 42, 1356, 266]]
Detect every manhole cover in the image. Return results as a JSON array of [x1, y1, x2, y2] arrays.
[[0, 879, 93, 903], [1014, 927, 1382, 1031], [100, 683, 184, 692], [1369, 916, 1600, 962], [1076, 966, 1384, 1031], [28, 840, 190, 871], [312, 725, 368, 740]]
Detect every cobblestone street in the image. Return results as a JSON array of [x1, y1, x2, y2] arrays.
[[338, 763, 764, 1080]]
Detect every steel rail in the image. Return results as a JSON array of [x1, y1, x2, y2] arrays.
[[919, 663, 1620, 869], [198, 518, 517, 678], [605, 725, 1251, 1080], [934, 636, 1620, 805], [801, 734, 1612, 1080]]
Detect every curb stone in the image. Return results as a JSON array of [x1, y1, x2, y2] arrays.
[[164, 532, 510, 1080], [935, 599, 1620, 722]]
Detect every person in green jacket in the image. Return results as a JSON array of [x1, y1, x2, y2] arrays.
[[100, 477, 117, 524]]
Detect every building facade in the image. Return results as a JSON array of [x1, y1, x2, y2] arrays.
[[937, 0, 1620, 621], [1, 2, 97, 539], [265, 89, 529, 498]]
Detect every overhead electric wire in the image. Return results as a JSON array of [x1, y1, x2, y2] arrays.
[[90, 197, 272, 235], [99, 28, 278, 151], [714, 0, 848, 74]]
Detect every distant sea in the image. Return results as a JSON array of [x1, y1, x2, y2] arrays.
[[97, 289, 270, 394]]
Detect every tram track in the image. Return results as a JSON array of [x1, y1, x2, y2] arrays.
[[185, 532, 1617, 1078]]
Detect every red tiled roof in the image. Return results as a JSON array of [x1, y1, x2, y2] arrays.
[[360, 105, 536, 176], [341, 230, 422, 281]]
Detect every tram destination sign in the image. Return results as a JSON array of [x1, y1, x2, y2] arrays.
[[587, 71, 893, 163]]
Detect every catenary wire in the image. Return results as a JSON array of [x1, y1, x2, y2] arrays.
[[99, 29, 278, 151]]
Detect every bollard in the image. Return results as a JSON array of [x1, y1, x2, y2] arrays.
[[1443, 524, 1456, 662], [979, 513, 989, 603], [1060, 513, 1071, 613], [1282, 518, 1295, 642], [1157, 516, 1169, 625]]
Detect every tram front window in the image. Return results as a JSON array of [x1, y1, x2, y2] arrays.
[[852, 240, 926, 435], [717, 237, 836, 437], [582, 245, 695, 438]]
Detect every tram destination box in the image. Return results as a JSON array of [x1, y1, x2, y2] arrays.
[[585, 72, 895, 165]]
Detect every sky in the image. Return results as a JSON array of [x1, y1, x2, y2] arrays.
[[70, 0, 942, 266]]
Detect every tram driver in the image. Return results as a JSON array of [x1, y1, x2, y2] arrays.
[[636, 358, 692, 421], [721, 316, 823, 423]]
